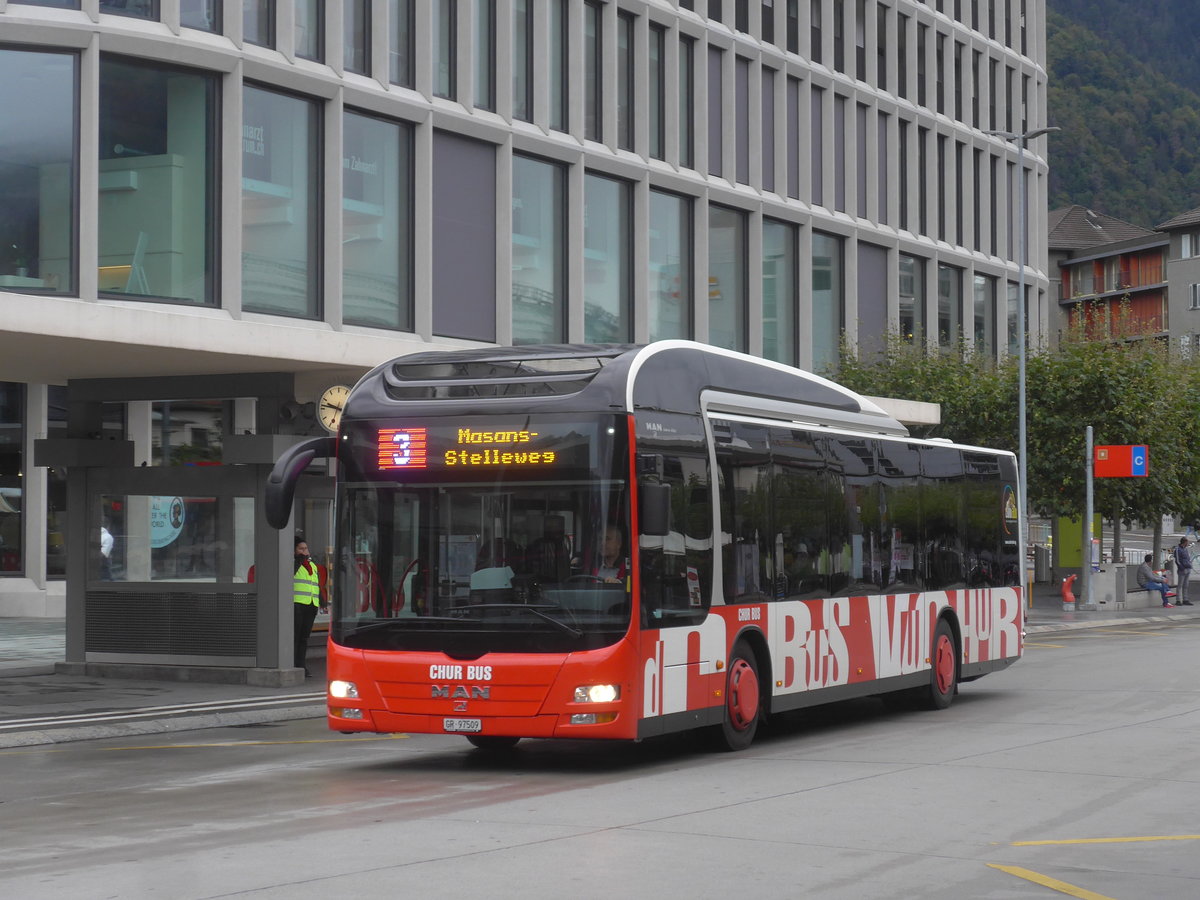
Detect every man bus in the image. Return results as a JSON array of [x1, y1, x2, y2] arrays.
[[266, 341, 1022, 751]]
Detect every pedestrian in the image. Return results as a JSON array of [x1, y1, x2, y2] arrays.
[[293, 537, 323, 676], [1136, 554, 1173, 607], [1174, 537, 1194, 606]]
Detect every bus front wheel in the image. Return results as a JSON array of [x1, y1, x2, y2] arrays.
[[716, 641, 761, 751]]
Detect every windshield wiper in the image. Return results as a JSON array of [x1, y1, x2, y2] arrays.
[[448, 603, 582, 638], [345, 616, 465, 635]]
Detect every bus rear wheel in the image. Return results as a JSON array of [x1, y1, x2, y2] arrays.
[[466, 735, 521, 751], [715, 641, 762, 751], [917, 618, 958, 710]]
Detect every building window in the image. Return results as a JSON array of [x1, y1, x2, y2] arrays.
[[680, 35, 696, 168], [296, 0, 323, 62], [390, 0, 414, 87], [618, 11, 635, 151], [974, 273, 996, 358], [834, 95, 846, 212], [810, 0, 822, 64], [787, 0, 800, 54], [512, 155, 566, 344], [0, 384, 23, 575], [474, 0, 495, 110], [585, 1, 603, 142], [763, 0, 776, 44], [434, 0, 457, 100], [709, 205, 747, 352], [1007, 281, 1019, 354], [763, 219, 797, 364], [648, 189, 692, 342], [583, 174, 632, 343], [342, 110, 413, 331], [763, 67, 776, 193], [736, 57, 750, 185], [244, 0, 274, 48], [100, 0, 157, 19], [709, 46, 724, 177], [241, 84, 320, 318], [938, 264, 962, 349], [649, 24, 666, 160], [99, 56, 217, 305], [833, 0, 845, 73], [812, 231, 844, 373], [878, 111, 889, 224], [855, 0, 866, 81], [811, 85, 824, 206], [896, 13, 908, 99], [0, 48, 76, 294], [1190, 284, 1200, 311], [513, 0, 533, 121], [876, 2, 887, 91], [1182, 232, 1200, 259], [787, 76, 801, 199], [550, 0, 569, 131], [917, 23, 927, 107], [182, 0, 221, 32], [898, 253, 925, 343], [344, 0, 370, 75]]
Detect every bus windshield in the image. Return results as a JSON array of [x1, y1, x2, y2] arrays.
[[333, 414, 631, 654]]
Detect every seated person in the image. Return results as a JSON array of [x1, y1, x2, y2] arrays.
[[527, 515, 573, 583], [1136, 553, 1174, 607], [591, 525, 628, 584]]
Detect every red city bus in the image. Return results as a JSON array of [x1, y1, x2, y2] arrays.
[[266, 342, 1022, 751]]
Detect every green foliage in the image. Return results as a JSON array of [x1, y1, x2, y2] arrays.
[[1047, 5, 1200, 227], [830, 328, 1200, 528]]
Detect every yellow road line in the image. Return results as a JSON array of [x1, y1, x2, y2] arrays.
[[1013, 835, 1200, 846], [987, 864, 1117, 900], [1024, 641, 1067, 648]]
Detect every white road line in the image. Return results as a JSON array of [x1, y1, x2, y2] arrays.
[[0, 692, 325, 730]]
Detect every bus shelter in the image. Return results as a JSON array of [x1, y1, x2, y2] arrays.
[[34, 373, 333, 685]]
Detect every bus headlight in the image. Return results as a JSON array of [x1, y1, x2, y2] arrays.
[[329, 680, 359, 699], [574, 684, 620, 703]]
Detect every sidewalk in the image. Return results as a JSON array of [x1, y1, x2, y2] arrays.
[[3, 586, 1198, 750]]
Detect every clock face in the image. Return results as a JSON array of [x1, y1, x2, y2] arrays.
[[318, 385, 351, 433]]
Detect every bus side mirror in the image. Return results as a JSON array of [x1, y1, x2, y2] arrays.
[[265, 437, 337, 529], [639, 481, 671, 537]]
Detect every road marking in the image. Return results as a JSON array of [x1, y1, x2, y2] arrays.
[[1024, 641, 1067, 648], [99, 734, 410, 751], [987, 864, 1116, 899], [1013, 835, 1200, 846], [0, 693, 326, 731]]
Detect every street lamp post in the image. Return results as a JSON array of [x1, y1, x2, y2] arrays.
[[986, 124, 1059, 607]]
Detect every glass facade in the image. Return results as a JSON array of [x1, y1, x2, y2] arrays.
[[898, 253, 925, 343], [648, 190, 691, 342], [938, 263, 963, 350], [181, 0, 220, 32], [512, 155, 566, 344], [296, 0, 323, 62], [583, 174, 631, 343], [343, 111, 413, 331], [812, 231, 844, 373], [0, 48, 76, 294], [101, 0, 156, 18], [708, 205, 746, 352], [344, 0, 369, 75], [244, 1, 274, 48], [390, 0, 414, 87], [434, 0, 457, 100], [585, 2, 603, 142], [474, 0, 495, 110], [241, 85, 320, 318], [762, 219, 797, 364], [974, 273, 997, 358], [550, 0, 569, 132], [99, 56, 217, 305], [513, 0, 533, 121]]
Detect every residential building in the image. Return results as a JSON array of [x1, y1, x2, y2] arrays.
[[0, 0, 1051, 677]]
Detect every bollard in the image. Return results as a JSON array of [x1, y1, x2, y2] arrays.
[[1061, 573, 1077, 611]]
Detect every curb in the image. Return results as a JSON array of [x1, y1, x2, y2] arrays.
[[1026, 609, 1200, 635]]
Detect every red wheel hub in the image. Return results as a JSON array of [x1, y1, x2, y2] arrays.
[[934, 633, 955, 695], [727, 658, 760, 731]]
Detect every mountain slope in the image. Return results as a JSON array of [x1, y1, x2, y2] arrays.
[[1046, 5, 1200, 227]]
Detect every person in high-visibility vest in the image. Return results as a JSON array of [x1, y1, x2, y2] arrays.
[[293, 537, 322, 676]]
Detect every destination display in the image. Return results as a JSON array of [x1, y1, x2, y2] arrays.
[[375, 419, 604, 474]]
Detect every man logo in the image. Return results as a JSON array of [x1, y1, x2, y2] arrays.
[[431, 685, 490, 700]]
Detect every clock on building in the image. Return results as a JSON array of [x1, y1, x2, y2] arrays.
[[317, 384, 351, 433]]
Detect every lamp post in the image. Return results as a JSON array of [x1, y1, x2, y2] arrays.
[[985, 125, 1059, 606]]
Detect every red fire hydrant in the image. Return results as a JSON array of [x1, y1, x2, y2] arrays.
[[1061, 573, 1077, 611]]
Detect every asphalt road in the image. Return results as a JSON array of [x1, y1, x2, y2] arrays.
[[5, 622, 1200, 899]]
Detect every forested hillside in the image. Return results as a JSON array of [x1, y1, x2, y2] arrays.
[[1047, 2, 1200, 227]]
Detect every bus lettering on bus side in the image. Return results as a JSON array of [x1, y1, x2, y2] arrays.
[[872, 595, 936, 678], [775, 598, 850, 691]]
